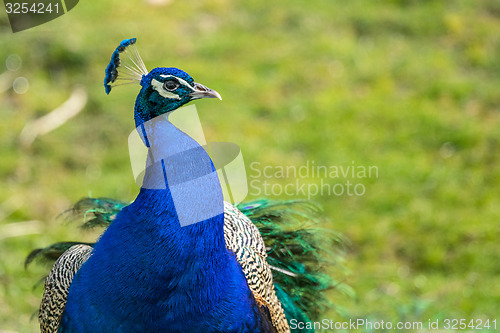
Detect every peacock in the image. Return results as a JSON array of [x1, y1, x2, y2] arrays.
[[26, 38, 348, 333]]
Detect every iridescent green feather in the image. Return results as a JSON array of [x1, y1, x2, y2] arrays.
[[237, 199, 351, 325], [66, 197, 128, 228]]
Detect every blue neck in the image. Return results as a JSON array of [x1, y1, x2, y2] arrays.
[[137, 114, 224, 226]]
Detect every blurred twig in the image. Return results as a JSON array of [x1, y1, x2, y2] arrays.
[[0, 220, 42, 240], [19, 87, 87, 148]]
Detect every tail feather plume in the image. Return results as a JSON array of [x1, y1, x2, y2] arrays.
[[237, 199, 351, 323], [63, 197, 128, 228]]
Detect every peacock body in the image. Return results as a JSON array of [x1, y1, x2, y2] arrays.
[[28, 38, 346, 333]]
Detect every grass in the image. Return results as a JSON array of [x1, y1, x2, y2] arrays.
[[1, 0, 500, 331]]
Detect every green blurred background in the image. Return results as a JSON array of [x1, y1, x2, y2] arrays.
[[1, 0, 499, 331]]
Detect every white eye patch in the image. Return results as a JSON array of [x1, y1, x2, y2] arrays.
[[151, 78, 182, 100], [159, 74, 196, 92]]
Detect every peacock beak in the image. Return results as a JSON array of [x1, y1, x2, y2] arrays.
[[189, 82, 222, 101]]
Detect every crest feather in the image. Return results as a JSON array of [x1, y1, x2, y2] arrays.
[[104, 38, 148, 94]]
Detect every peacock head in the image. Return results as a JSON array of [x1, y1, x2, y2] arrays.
[[134, 67, 221, 126], [104, 38, 221, 127]]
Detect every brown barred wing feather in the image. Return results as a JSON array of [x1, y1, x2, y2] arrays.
[[39, 244, 93, 333], [223, 202, 290, 333]]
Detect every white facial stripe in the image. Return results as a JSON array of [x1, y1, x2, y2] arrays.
[[159, 74, 196, 92], [151, 79, 182, 100]]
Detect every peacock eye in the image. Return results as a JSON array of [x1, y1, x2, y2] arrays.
[[163, 79, 179, 91]]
